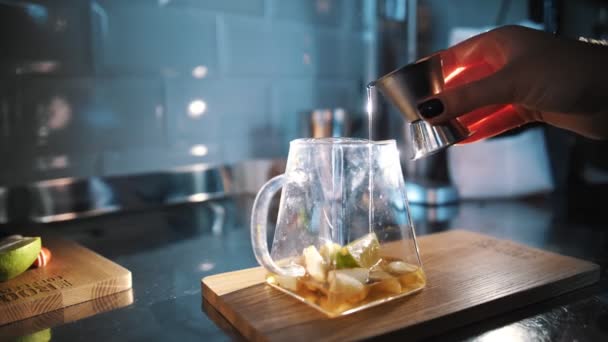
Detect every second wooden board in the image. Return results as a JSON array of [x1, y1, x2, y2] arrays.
[[0, 238, 132, 326]]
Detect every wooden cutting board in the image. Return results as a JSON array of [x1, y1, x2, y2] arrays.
[[201, 230, 600, 341], [0, 289, 133, 339], [0, 238, 132, 326]]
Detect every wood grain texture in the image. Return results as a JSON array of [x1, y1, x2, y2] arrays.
[[201, 230, 600, 342], [0, 289, 133, 339], [0, 239, 132, 326]]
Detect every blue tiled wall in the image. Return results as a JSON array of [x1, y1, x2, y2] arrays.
[[0, 0, 368, 186]]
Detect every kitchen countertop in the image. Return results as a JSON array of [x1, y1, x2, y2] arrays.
[[0, 193, 606, 341]]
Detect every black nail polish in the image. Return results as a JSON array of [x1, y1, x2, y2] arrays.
[[418, 98, 444, 118]]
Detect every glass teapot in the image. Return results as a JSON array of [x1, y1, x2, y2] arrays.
[[251, 138, 425, 317]]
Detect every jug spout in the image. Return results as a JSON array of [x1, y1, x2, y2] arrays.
[[371, 54, 470, 159]]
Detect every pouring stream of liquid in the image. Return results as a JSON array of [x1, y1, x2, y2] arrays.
[[366, 85, 375, 234]]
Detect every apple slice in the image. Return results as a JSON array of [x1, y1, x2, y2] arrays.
[[386, 261, 418, 275], [328, 270, 368, 303], [303, 245, 327, 282], [274, 274, 299, 291], [373, 278, 402, 294]]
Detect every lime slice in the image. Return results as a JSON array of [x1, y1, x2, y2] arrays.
[[336, 233, 380, 269], [319, 242, 341, 264], [14, 328, 51, 342], [335, 247, 359, 269], [0, 236, 42, 282]]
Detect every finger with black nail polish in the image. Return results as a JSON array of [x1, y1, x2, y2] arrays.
[[418, 98, 444, 119]]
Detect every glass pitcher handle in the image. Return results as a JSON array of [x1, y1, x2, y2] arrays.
[[251, 175, 305, 277]]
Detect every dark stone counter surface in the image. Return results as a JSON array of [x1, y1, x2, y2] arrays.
[[1, 194, 606, 341]]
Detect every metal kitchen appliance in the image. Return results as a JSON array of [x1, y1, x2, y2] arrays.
[[299, 108, 351, 139]]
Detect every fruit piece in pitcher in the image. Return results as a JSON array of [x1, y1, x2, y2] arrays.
[[386, 261, 418, 275], [333, 267, 369, 283], [319, 242, 341, 265], [303, 245, 327, 282], [369, 269, 393, 281], [268, 236, 426, 317], [328, 270, 368, 303], [273, 274, 299, 291], [335, 247, 359, 269], [373, 278, 402, 294], [336, 232, 380, 269]]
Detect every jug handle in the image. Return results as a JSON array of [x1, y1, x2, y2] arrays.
[[251, 175, 306, 277]]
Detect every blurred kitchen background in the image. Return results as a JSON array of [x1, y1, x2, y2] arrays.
[[0, 0, 607, 224]]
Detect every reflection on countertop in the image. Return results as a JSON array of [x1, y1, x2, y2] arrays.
[[0, 194, 606, 341]]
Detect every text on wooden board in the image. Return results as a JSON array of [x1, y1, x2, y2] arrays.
[[472, 238, 543, 260], [0, 275, 73, 303]]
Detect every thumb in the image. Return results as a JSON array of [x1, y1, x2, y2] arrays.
[[417, 68, 515, 124]]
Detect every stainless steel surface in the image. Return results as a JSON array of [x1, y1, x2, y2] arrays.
[[1, 194, 606, 341], [374, 50, 463, 205], [26, 177, 120, 224], [0, 187, 6, 223], [299, 108, 351, 138], [401, 120, 460, 207], [363, 0, 379, 86], [371, 54, 470, 160], [409, 119, 468, 160], [408, 202, 459, 223], [405, 179, 459, 205], [372, 54, 443, 123], [406, 0, 417, 64], [1, 159, 285, 223]]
